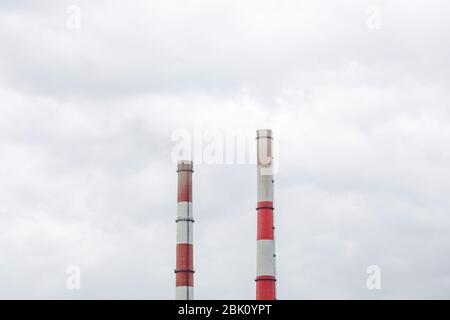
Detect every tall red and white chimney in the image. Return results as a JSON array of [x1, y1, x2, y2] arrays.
[[256, 129, 276, 300], [175, 160, 194, 300]]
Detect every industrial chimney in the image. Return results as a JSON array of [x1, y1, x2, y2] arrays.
[[175, 160, 194, 300], [256, 129, 276, 300]]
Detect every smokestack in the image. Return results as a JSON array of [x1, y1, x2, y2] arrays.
[[175, 160, 194, 300], [256, 129, 276, 300]]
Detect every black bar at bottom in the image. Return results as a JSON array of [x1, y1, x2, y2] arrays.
[[0, 300, 447, 319]]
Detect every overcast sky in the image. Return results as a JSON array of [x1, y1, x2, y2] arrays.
[[1, 0, 450, 299]]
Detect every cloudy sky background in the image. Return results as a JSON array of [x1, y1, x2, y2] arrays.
[[1, 0, 450, 299]]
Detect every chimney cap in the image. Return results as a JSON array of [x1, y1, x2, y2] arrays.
[[256, 129, 272, 138], [177, 160, 193, 171]]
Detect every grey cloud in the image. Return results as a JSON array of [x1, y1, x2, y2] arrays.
[[0, 1, 449, 98], [0, 0, 450, 299]]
